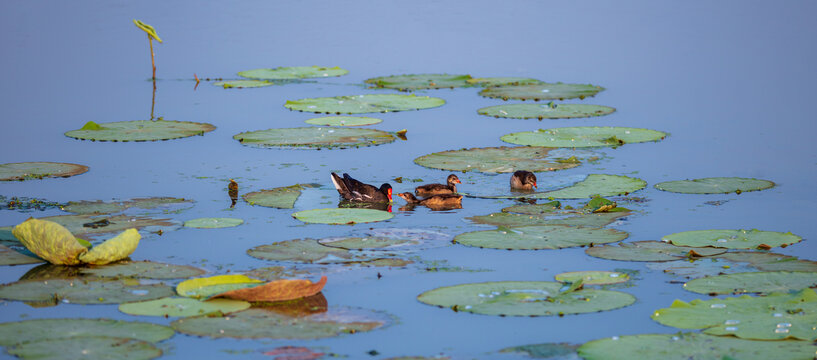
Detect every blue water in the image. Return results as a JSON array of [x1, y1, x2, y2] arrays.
[[1, 1, 816, 359]]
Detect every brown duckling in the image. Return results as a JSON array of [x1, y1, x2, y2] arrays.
[[415, 174, 461, 197], [510, 170, 537, 191], [331, 172, 392, 203], [398, 192, 462, 210]]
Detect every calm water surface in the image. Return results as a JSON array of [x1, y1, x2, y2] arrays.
[[1, 1, 816, 359]]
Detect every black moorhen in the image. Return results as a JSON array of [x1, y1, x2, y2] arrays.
[[331, 173, 392, 202]]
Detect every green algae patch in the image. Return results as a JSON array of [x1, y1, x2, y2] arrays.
[[120, 297, 251, 317], [284, 94, 445, 114], [213, 79, 273, 89], [8, 336, 162, 360], [585, 240, 727, 262], [242, 184, 319, 209], [292, 208, 393, 225], [183, 217, 243, 229], [238, 66, 349, 80], [655, 177, 775, 194], [417, 281, 635, 316], [502, 126, 667, 148], [365, 73, 472, 91], [479, 83, 604, 101], [304, 116, 383, 126], [478, 103, 616, 120], [65, 120, 215, 142], [453, 225, 628, 250], [662, 229, 802, 249], [0, 318, 174, 346], [234, 127, 395, 149], [555, 271, 629, 285], [414, 146, 580, 173], [0, 278, 174, 305], [683, 271, 817, 295], [0, 162, 89, 181]]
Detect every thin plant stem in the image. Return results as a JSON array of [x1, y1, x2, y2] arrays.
[[148, 34, 156, 80]]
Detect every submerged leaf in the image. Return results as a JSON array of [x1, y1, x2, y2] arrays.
[[214, 276, 328, 302]]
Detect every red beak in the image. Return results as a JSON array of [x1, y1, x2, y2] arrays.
[[533, 182, 538, 189]]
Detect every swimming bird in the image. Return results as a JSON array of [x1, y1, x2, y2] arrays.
[[415, 174, 461, 197], [330, 173, 392, 202], [510, 170, 537, 191], [398, 192, 462, 210]]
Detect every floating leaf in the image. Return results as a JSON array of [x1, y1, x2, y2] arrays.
[[284, 94, 445, 114], [119, 297, 251, 317], [171, 307, 388, 339], [234, 127, 395, 149], [8, 336, 161, 360], [683, 271, 817, 295], [662, 229, 802, 249], [586, 241, 727, 262], [417, 281, 634, 316], [501, 201, 562, 215], [0, 278, 174, 305], [183, 217, 243, 229], [453, 226, 628, 250], [12, 218, 87, 265], [364, 73, 472, 91], [479, 103, 615, 120], [245, 266, 327, 281], [214, 276, 327, 302], [0, 244, 43, 265], [499, 342, 579, 359], [318, 236, 419, 250], [467, 77, 543, 87], [213, 79, 273, 89], [555, 271, 629, 285], [647, 252, 817, 279], [502, 127, 667, 148], [80, 260, 206, 279], [15, 214, 179, 241], [654, 177, 775, 194], [479, 83, 604, 101], [65, 120, 215, 142], [133, 19, 162, 42], [0, 162, 89, 181], [238, 66, 349, 80], [78, 228, 140, 265], [0, 318, 174, 346], [262, 346, 328, 359], [414, 146, 580, 173], [176, 275, 263, 299], [463, 174, 646, 200], [468, 211, 629, 228], [62, 197, 192, 215], [651, 289, 817, 340], [242, 184, 318, 209], [577, 333, 817, 360], [292, 208, 393, 225], [304, 116, 382, 126], [248, 239, 355, 263]]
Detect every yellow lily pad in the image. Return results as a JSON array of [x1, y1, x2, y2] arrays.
[[78, 229, 140, 265], [12, 218, 87, 265]]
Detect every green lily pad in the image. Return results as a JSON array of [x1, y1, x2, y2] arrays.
[[318, 236, 420, 250], [467, 77, 543, 87], [646, 251, 817, 279], [651, 288, 817, 340], [499, 343, 579, 359], [479, 83, 604, 101], [234, 127, 395, 149], [502, 201, 561, 214], [65, 120, 216, 142], [213, 79, 273, 89], [453, 226, 628, 250], [683, 271, 817, 295], [176, 275, 263, 299], [0, 244, 44, 265], [555, 271, 629, 285], [62, 197, 192, 215], [577, 333, 817, 360], [0, 162, 89, 181], [292, 208, 394, 225], [284, 94, 445, 114], [417, 281, 635, 316], [585, 241, 727, 262], [183, 217, 243, 229], [0, 278, 175, 305], [662, 229, 802, 249], [655, 177, 775, 194], [242, 184, 319, 209], [248, 239, 356, 263], [479, 103, 616, 120], [364, 74, 472, 91], [238, 66, 349, 80], [7, 336, 162, 360], [414, 146, 581, 173], [120, 297, 251, 317], [304, 116, 383, 126], [171, 307, 388, 339], [502, 127, 667, 148], [80, 260, 206, 279], [0, 318, 174, 346], [467, 210, 630, 228], [464, 174, 646, 200]]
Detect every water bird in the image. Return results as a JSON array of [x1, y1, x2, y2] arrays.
[[510, 170, 537, 191], [397, 192, 462, 210], [331, 173, 392, 202], [415, 174, 461, 197]]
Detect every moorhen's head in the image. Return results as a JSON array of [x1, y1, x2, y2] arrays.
[[447, 174, 462, 185], [512, 170, 537, 189], [380, 183, 393, 200]]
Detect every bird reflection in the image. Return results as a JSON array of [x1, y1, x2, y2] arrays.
[[338, 200, 392, 212]]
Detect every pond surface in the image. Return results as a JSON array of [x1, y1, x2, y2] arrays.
[[1, 1, 816, 359]]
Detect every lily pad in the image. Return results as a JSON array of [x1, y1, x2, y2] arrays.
[[501, 127, 667, 148], [655, 177, 775, 194], [284, 94, 445, 114], [0, 318, 174, 346], [0, 278, 175, 305], [214, 276, 327, 302], [555, 271, 629, 285], [242, 184, 318, 209], [176, 275, 263, 299], [183, 217, 243, 229], [662, 229, 802, 249], [245, 266, 328, 281], [304, 116, 383, 127], [20, 214, 179, 240], [577, 333, 817, 360], [417, 281, 635, 316], [683, 271, 817, 295], [62, 197, 192, 215], [248, 239, 356, 263], [501, 201, 561, 215], [292, 208, 393, 225], [119, 297, 251, 317], [13, 218, 88, 265], [467, 77, 543, 87], [499, 343, 579, 359], [467, 211, 630, 228], [453, 226, 628, 250], [7, 336, 162, 360], [479, 83, 604, 101], [318, 236, 420, 251], [213, 79, 273, 88], [651, 288, 817, 340], [65, 120, 215, 142], [414, 146, 581, 173], [78, 228, 140, 265], [171, 307, 388, 339], [234, 127, 395, 149], [364, 74, 472, 91], [238, 66, 349, 80], [479, 104, 616, 120], [586, 241, 727, 262], [646, 251, 817, 279], [0, 244, 43, 265], [464, 174, 646, 200], [80, 260, 206, 279], [0, 162, 89, 181]]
